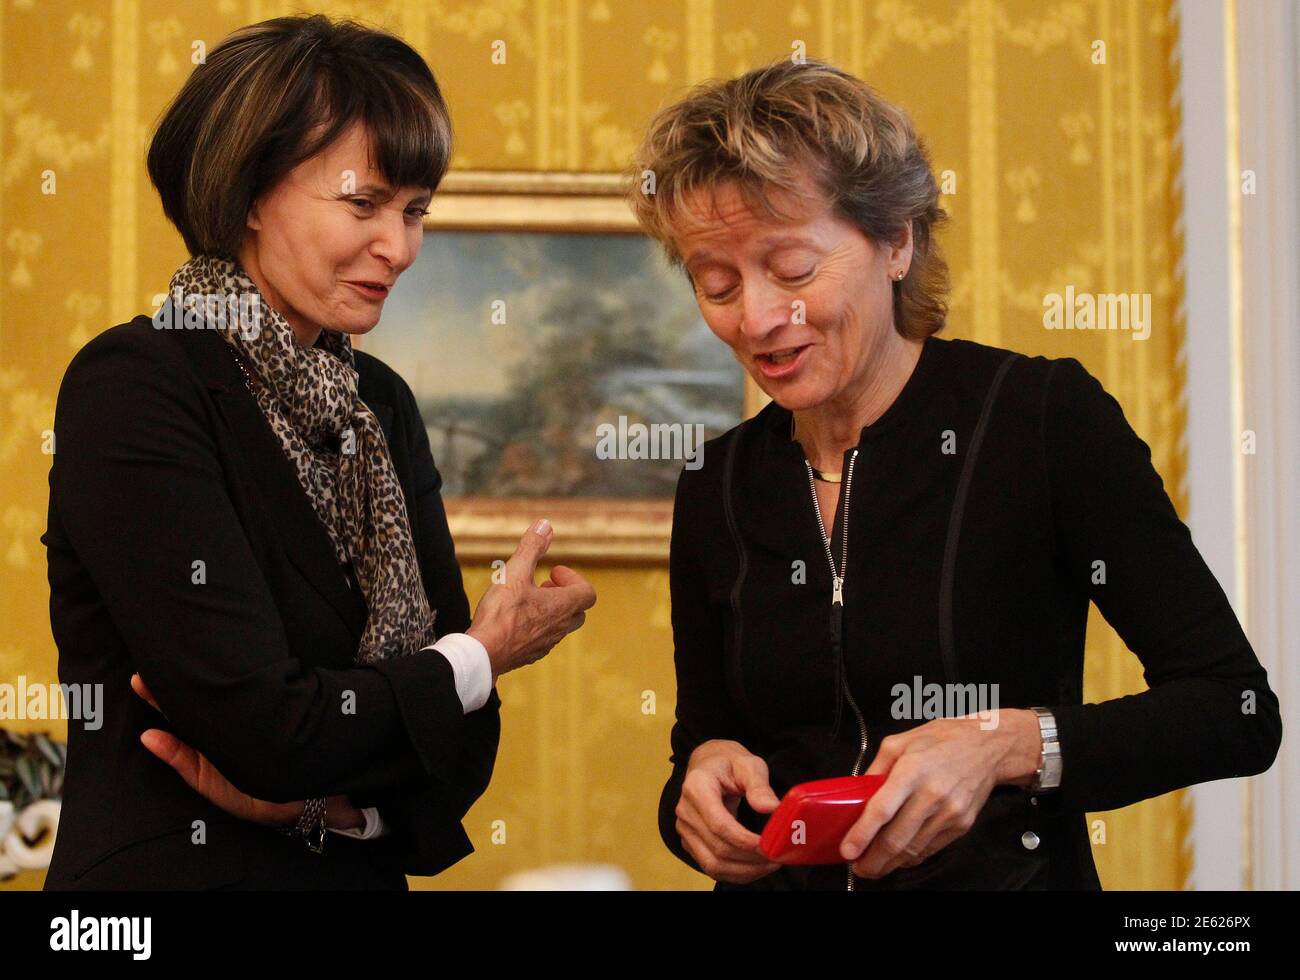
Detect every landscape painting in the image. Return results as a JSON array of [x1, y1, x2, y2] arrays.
[[359, 173, 748, 559]]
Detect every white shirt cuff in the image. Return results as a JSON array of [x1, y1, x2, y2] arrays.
[[327, 806, 388, 840], [426, 632, 493, 713]]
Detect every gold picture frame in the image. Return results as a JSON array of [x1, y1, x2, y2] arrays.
[[411, 170, 757, 563]]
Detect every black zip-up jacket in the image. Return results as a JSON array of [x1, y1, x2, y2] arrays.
[[660, 333, 1282, 890]]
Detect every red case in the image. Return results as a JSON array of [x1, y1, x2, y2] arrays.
[[759, 774, 889, 865]]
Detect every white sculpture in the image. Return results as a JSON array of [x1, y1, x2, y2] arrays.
[[0, 798, 61, 876]]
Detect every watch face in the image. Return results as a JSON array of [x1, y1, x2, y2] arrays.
[[1041, 754, 1063, 789]]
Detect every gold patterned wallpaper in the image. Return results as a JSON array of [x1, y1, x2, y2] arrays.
[[1, 0, 1186, 890]]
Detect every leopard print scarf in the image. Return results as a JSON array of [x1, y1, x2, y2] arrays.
[[166, 253, 437, 665]]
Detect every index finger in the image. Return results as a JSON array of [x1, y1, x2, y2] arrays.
[[690, 779, 764, 853], [547, 566, 596, 612], [840, 773, 909, 861]]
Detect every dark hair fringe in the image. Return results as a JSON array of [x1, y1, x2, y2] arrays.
[[148, 14, 453, 257]]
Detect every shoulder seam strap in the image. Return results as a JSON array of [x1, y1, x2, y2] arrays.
[[938, 351, 1025, 686], [720, 418, 757, 728], [1039, 359, 1063, 591], [1039, 360, 1062, 529], [1039, 359, 1071, 707]]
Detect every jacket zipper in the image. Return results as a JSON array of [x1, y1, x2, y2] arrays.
[[803, 449, 867, 892]]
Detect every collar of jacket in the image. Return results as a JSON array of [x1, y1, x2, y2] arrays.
[[144, 312, 394, 640], [758, 332, 944, 459]]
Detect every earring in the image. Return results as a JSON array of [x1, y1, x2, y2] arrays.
[[894, 270, 905, 281]]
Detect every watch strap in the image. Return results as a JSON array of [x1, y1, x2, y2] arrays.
[[1029, 707, 1062, 793]]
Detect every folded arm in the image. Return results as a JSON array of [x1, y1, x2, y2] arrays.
[[51, 327, 478, 805]]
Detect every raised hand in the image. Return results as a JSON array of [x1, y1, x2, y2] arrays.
[[466, 519, 597, 681]]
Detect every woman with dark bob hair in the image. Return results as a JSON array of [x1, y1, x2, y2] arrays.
[[42, 14, 594, 890], [629, 59, 1282, 890]]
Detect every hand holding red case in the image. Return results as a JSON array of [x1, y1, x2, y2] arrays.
[[759, 774, 889, 865]]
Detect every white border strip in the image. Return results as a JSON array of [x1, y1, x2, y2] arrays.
[[1235, 0, 1299, 892], [1178, 0, 1246, 891], [1180, 0, 1299, 891]]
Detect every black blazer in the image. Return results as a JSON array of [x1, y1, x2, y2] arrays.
[[660, 335, 1282, 890], [41, 314, 500, 890]]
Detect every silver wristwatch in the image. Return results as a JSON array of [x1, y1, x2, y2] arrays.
[[1029, 707, 1062, 793]]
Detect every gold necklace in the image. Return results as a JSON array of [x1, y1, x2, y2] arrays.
[[791, 414, 842, 482]]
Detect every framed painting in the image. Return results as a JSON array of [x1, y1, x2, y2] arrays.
[[358, 171, 758, 561]]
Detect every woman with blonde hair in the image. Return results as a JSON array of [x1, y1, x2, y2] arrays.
[[630, 58, 1281, 890]]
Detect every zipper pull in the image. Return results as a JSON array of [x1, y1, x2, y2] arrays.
[[832, 576, 844, 606]]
